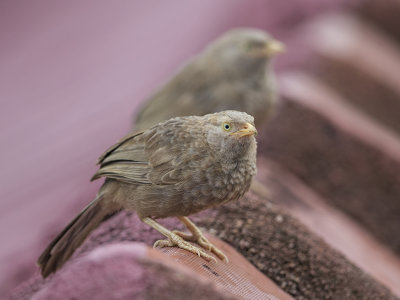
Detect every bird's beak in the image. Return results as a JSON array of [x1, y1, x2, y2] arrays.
[[231, 123, 257, 138], [264, 40, 286, 57]]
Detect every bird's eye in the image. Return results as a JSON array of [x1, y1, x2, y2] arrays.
[[244, 40, 264, 51], [243, 42, 253, 51], [222, 122, 231, 131]]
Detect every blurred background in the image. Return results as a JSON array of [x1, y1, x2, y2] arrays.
[[1, 0, 400, 298]]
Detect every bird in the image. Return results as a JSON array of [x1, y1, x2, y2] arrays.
[[134, 28, 285, 131], [38, 110, 258, 278]]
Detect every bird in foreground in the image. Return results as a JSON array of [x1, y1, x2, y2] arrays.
[[38, 110, 257, 278], [134, 28, 285, 131]]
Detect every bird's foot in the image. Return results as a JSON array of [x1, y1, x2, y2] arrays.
[[154, 232, 217, 263], [173, 230, 229, 263]]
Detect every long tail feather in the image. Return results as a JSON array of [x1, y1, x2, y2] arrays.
[[37, 196, 119, 278]]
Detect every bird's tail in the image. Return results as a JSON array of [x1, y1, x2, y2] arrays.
[[37, 195, 119, 278]]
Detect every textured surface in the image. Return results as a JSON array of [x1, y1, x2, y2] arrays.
[[13, 241, 293, 300], [12, 192, 396, 300], [203, 192, 396, 300], [14, 243, 241, 300], [256, 158, 400, 296], [260, 73, 400, 256]]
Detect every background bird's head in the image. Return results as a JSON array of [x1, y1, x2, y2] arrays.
[[203, 28, 285, 78], [204, 110, 257, 162]]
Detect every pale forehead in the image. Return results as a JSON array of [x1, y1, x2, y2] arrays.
[[220, 28, 270, 43], [209, 110, 254, 124]]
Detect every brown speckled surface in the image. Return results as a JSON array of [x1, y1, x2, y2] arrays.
[[12, 191, 397, 300]]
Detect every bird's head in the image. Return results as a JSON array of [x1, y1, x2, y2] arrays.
[[205, 110, 257, 162], [204, 28, 285, 76]]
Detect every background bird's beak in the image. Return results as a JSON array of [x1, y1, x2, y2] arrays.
[[264, 40, 286, 57], [232, 123, 257, 137]]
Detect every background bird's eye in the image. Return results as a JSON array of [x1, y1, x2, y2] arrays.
[[222, 122, 231, 131], [244, 40, 265, 51]]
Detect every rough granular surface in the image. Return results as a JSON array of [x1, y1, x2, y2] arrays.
[[13, 191, 397, 300], [198, 192, 396, 300], [260, 98, 400, 256]]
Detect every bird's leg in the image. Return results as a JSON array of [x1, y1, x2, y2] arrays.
[[140, 217, 217, 262], [173, 216, 229, 263]]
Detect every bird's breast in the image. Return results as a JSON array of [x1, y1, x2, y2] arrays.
[[183, 157, 255, 213]]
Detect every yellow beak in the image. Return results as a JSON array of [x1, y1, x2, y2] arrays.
[[231, 122, 257, 138], [264, 40, 286, 56]]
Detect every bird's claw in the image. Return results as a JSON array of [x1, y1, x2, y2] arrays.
[[198, 236, 213, 251], [172, 230, 228, 263], [153, 234, 217, 262]]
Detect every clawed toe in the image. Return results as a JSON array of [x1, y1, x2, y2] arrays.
[[173, 230, 228, 263], [153, 234, 217, 263], [142, 216, 226, 263], [172, 230, 196, 241], [154, 239, 173, 248], [197, 236, 228, 262], [197, 236, 212, 251]]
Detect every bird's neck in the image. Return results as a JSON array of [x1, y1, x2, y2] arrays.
[[220, 140, 257, 172]]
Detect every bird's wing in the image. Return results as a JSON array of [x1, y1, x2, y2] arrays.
[[147, 120, 214, 185], [147, 143, 211, 186], [92, 123, 210, 186], [91, 131, 152, 184], [96, 130, 145, 164], [134, 61, 208, 130]]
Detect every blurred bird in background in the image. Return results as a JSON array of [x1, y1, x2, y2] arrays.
[[134, 28, 285, 131]]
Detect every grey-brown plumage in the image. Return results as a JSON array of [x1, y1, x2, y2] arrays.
[[134, 28, 285, 131], [38, 110, 257, 278]]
